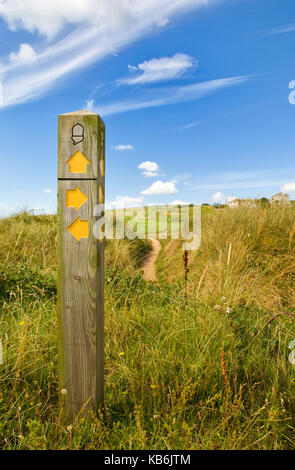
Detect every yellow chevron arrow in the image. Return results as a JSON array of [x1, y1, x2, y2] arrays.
[[67, 217, 88, 242], [66, 187, 88, 211], [66, 150, 89, 174]]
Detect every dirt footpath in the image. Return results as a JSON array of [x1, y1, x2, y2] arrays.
[[142, 238, 161, 281]]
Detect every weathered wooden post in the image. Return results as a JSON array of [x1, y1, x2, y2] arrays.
[[57, 110, 105, 421]]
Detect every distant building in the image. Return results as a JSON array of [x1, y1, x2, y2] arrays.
[[270, 192, 290, 205], [228, 199, 239, 208], [228, 198, 256, 208]]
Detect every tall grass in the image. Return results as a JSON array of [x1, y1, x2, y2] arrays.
[[158, 205, 295, 311], [0, 208, 295, 449]]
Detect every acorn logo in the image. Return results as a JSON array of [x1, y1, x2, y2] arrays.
[[71, 123, 84, 145]]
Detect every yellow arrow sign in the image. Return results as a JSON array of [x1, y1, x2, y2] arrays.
[[66, 150, 90, 174], [66, 187, 88, 211], [67, 217, 88, 242]]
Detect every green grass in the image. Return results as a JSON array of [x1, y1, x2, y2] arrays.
[[1, 207, 295, 449]]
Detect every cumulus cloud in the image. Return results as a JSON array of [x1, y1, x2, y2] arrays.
[[141, 180, 178, 195], [142, 171, 159, 177], [211, 192, 236, 203], [120, 53, 197, 85], [138, 161, 159, 177], [107, 195, 144, 209], [211, 191, 224, 203], [9, 43, 37, 64], [226, 195, 236, 203], [112, 144, 134, 151], [281, 183, 295, 193], [0, 0, 222, 108]]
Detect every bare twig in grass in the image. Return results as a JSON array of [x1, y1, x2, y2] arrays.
[[221, 349, 230, 432], [258, 311, 295, 336], [197, 265, 208, 295], [227, 243, 232, 266], [183, 250, 189, 299]]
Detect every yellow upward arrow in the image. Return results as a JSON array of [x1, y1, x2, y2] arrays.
[[67, 217, 88, 242], [66, 150, 90, 174], [66, 187, 88, 211]]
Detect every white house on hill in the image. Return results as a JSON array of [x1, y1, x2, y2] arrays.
[[228, 198, 256, 208], [270, 192, 290, 205]]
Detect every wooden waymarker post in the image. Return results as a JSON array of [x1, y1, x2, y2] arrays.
[[57, 110, 105, 421]]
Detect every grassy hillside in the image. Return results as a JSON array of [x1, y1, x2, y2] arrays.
[[1, 207, 295, 449], [158, 205, 295, 310]]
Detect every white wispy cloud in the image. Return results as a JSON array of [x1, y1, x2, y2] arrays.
[[138, 161, 159, 177], [261, 23, 295, 36], [171, 173, 191, 183], [119, 53, 197, 85], [195, 180, 286, 190], [219, 170, 267, 181], [193, 169, 295, 191], [43, 188, 52, 194], [112, 144, 134, 151], [107, 195, 144, 209], [88, 76, 250, 117], [141, 180, 178, 195], [142, 171, 159, 178], [178, 120, 200, 131], [0, 0, 222, 108]]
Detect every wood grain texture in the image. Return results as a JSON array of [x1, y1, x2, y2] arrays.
[[58, 111, 104, 181], [57, 111, 105, 422]]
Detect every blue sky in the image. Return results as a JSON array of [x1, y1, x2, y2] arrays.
[[0, 0, 294, 215]]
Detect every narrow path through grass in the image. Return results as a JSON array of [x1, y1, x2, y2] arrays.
[[142, 238, 161, 281]]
